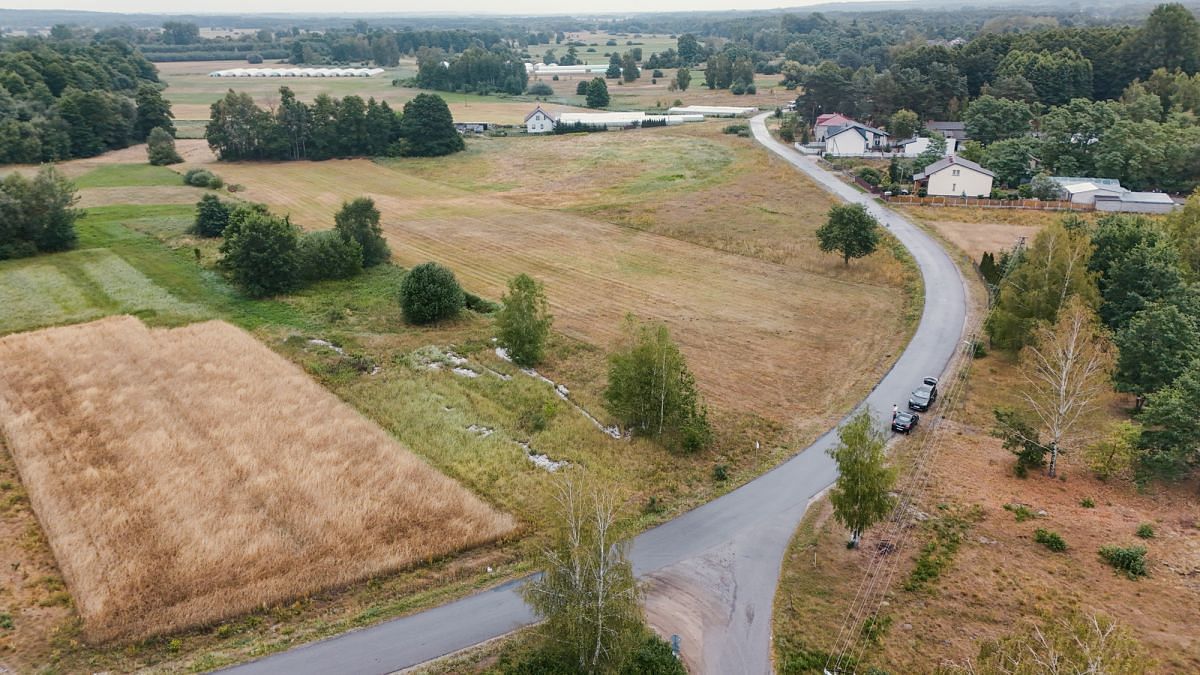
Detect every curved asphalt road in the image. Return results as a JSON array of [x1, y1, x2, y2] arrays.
[[222, 113, 968, 675]]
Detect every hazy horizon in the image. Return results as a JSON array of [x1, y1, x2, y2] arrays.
[[0, 0, 886, 17]]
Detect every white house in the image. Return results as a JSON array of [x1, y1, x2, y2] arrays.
[[824, 122, 889, 156], [914, 156, 994, 197], [525, 106, 557, 134], [897, 136, 958, 158]]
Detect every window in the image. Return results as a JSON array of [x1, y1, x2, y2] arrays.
[[952, 169, 960, 176], [952, 183, 957, 192]]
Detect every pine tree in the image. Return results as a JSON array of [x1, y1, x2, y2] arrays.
[[398, 93, 464, 157], [585, 78, 610, 108]]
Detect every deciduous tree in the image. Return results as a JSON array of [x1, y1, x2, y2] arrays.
[[827, 409, 895, 547], [219, 207, 300, 298], [673, 66, 691, 91], [1138, 357, 1200, 479], [190, 194, 231, 238], [524, 479, 643, 675], [959, 611, 1149, 674], [1018, 296, 1114, 478], [146, 126, 181, 165], [816, 203, 880, 266], [496, 273, 553, 367], [888, 108, 919, 140], [398, 93, 464, 157], [1114, 301, 1200, 406], [0, 166, 79, 259], [962, 95, 1033, 144], [334, 197, 390, 267], [399, 261, 464, 324]]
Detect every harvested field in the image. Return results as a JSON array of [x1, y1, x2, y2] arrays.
[[201, 136, 913, 430], [0, 316, 514, 643], [76, 186, 209, 208]]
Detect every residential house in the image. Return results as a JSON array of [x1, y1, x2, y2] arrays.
[[813, 113, 855, 141], [823, 122, 890, 156], [913, 156, 994, 197], [925, 121, 967, 142], [524, 106, 556, 134], [897, 136, 958, 158]]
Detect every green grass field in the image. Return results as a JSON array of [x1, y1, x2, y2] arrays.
[[72, 164, 184, 189]]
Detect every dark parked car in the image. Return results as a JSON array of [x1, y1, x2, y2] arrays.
[[908, 376, 939, 411], [892, 410, 919, 433]]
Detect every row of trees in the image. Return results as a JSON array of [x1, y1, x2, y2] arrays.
[[0, 37, 173, 163], [985, 208, 1200, 482], [206, 88, 463, 161]]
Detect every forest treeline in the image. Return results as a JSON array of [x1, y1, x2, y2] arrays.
[[0, 38, 173, 163]]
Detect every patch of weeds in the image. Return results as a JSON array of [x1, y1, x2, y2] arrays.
[[1003, 503, 1037, 522], [517, 399, 559, 434], [860, 614, 893, 645], [713, 463, 729, 482], [1034, 529, 1067, 552], [1099, 545, 1148, 579], [904, 506, 982, 592], [776, 637, 856, 675], [1135, 523, 1155, 539], [643, 496, 665, 516], [1080, 497, 1095, 508], [167, 637, 183, 653], [0, 612, 13, 630]]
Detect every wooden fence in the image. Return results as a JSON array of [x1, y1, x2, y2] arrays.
[[882, 195, 1094, 211]]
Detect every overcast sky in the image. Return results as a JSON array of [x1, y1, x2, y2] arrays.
[[5, 0, 866, 15]]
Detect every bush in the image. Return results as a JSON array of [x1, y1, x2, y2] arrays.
[[184, 168, 223, 189], [399, 262, 465, 324], [246, 53, 263, 64], [746, 83, 757, 94], [527, 81, 554, 97], [723, 123, 749, 135], [146, 126, 182, 165], [576, 80, 588, 95], [219, 207, 300, 298], [190, 194, 231, 237], [730, 83, 746, 95], [1081, 497, 1095, 508], [1034, 528, 1067, 552], [0, 166, 79, 260], [297, 230, 363, 282], [1099, 545, 1148, 579], [1135, 523, 1155, 539], [856, 166, 883, 186], [712, 464, 728, 482], [620, 634, 686, 675], [464, 292, 500, 313], [652, 69, 664, 78]]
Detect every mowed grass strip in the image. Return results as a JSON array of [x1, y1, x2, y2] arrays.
[[0, 316, 515, 643]]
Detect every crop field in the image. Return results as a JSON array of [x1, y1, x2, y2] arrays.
[[0, 316, 514, 643], [197, 126, 916, 434], [156, 58, 794, 127]]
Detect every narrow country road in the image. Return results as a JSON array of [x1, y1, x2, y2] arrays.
[[221, 113, 968, 675]]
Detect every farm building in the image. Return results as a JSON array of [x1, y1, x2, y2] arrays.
[[454, 122, 490, 134], [1094, 191, 1179, 214], [897, 136, 958, 157], [667, 105, 758, 117], [208, 67, 385, 77], [914, 156, 994, 197], [525, 107, 703, 134], [925, 121, 968, 141], [526, 63, 622, 76]]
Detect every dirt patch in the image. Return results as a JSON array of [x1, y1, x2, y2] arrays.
[[0, 316, 514, 643]]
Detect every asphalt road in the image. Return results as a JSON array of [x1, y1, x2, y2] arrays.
[[221, 113, 968, 675]]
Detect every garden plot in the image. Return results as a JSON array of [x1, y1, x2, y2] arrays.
[[0, 316, 514, 643]]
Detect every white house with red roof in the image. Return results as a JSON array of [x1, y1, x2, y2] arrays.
[[813, 112, 855, 141]]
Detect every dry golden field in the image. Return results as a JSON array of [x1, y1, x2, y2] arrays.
[[194, 126, 915, 436], [0, 316, 514, 643]]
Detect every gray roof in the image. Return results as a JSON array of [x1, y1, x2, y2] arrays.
[[913, 155, 994, 181], [826, 121, 889, 141], [1050, 176, 1122, 189], [926, 121, 967, 139]]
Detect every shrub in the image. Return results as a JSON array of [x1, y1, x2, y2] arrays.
[[730, 83, 745, 95], [746, 83, 757, 94], [496, 273, 553, 367], [464, 292, 500, 313], [723, 123, 749, 135], [399, 262, 464, 324], [621, 634, 687, 674], [551, 74, 559, 81], [297, 230, 363, 282], [146, 126, 182, 165], [652, 69, 664, 78], [246, 53, 263, 64], [219, 207, 300, 298], [576, 80, 588, 95], [333, 197, 390, 267], [527, 81, 554, 97], [0, 166, 79, 260], [1004, 503, 1037, 522], [856, 166, 883, 186], [1099, 545, 1148, 579], [184, 168, 223, 189], [517, 400, 558, 434], [1034, 528, 1067, 552], [1135, 523, 1155, 539], [1081, 497, 1095, 508], [712, 464, 728, 482], [190, 193, 231, 237]]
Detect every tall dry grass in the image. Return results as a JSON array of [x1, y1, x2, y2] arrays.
[[0, 316, 514, 643]]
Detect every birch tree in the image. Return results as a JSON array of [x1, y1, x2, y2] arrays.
[[524, 479, 642, 674], [827, 409, 896, 548], [957, 611, 1149, 675], [1018, 296, 1114, 478]]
